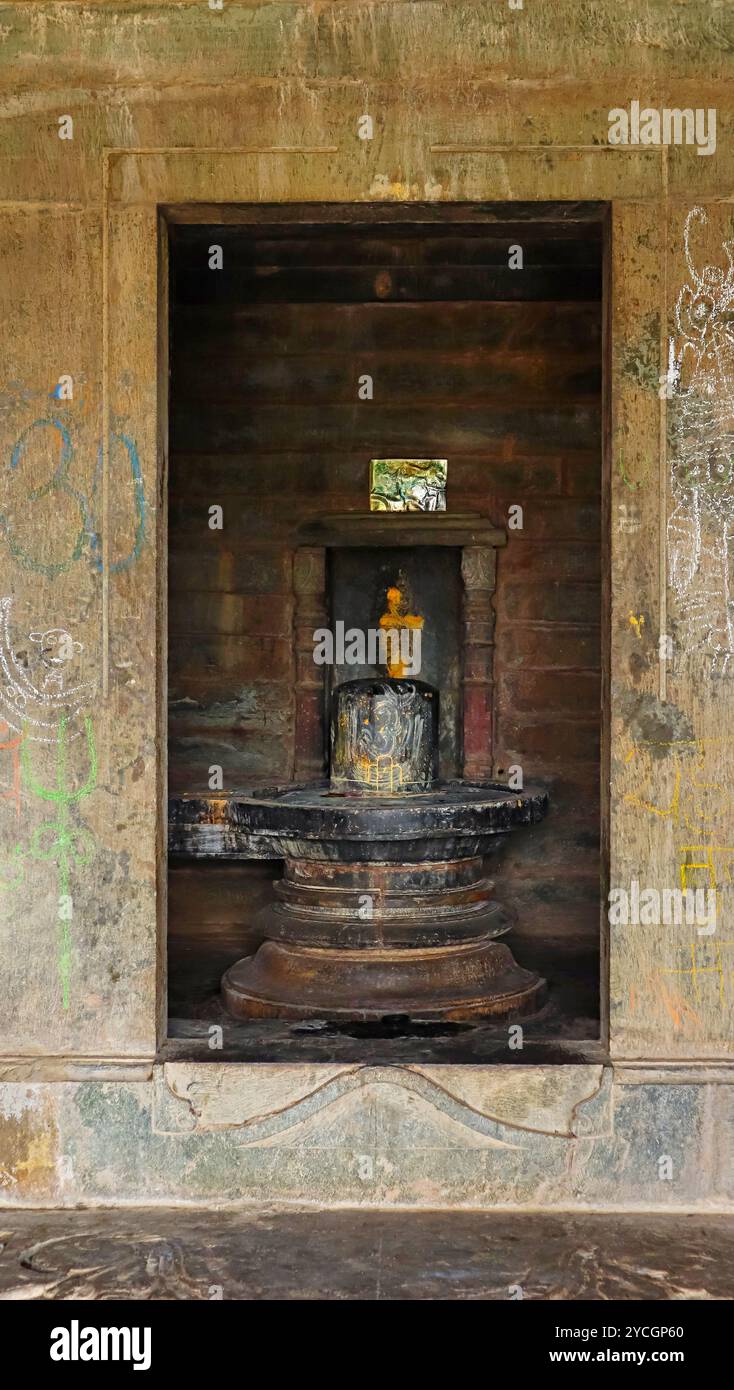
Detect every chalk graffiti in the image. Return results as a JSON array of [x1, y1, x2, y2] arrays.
[[18, 714, 97, 1008], [662, 939, 734, 1009], [617, 501, 641, 534], [29, 628, 83, 691], [618, 451, 642, 492], [667, 207, 734, 672], [629, 941, 734, 1032], [0, 600, 98, 997], [89, 432, 147, 574], [1, 417, 146, 578], [623, 736, 734, 839], [0, 597, 95, 744], [3, 419, 92, 578], [629, 969, 702, 1033], [623, 735, 734, 930], [679, 844, 734, 897], [0, 720, 21, 819]]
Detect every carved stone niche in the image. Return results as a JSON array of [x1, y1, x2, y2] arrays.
[[291, 512, 506, 782]]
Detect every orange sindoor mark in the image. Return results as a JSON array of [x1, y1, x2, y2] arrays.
[[379, 585, 423, 679], [0, 722, 22, 819]]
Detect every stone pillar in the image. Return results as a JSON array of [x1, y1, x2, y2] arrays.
[[461, 545, 497, 781], [293, 546, 327, 780]]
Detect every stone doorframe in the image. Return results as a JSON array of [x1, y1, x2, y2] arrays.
[[96, 142, 734, 1071]]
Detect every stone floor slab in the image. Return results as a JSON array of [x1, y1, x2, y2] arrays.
[[0, 1209, 732, 1300]]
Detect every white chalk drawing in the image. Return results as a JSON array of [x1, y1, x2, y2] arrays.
[[667, 207, 734, 672], [28, 628, 83, 693], [0, 597, 95, 743]]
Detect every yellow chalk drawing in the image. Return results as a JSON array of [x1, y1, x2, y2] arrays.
[[623, 737, 734, 838], [629, 943, 734, 1031], [624, 740, 734, 926], [628, 612, 645, 639], [623, 737, 734, 915], [622, 737, 734, 1032], [355, 752, 404, 792], [679, 844, 734, 893], [661, 939, 734, 1009]]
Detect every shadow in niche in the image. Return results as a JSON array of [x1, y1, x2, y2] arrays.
[[291, 1015, 476, 1039], [166, 202, 605, 1059], [166, 861, 601, 1063]]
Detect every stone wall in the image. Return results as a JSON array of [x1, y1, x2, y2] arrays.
[[1, 1, 733, 1207]]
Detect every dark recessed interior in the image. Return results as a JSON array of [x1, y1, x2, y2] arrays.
[[166, 203, 604, 1063]]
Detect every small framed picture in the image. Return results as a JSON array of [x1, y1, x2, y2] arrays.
[[369, 458, 447, 512]]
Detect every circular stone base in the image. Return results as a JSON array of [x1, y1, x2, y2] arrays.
[[222, 937, 546, 1023], [201, 780, 550, 1026]]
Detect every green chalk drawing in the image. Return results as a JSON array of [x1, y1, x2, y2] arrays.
[[619, 451, 642, 492], [19, 715, 97, 1009]]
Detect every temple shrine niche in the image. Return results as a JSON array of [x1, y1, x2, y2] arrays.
[[166, 207, 603, 1055]]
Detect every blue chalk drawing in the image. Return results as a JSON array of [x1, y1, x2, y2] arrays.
[[3, 419, 146, 578], [88, 432, 147, 574], [2, 419, 93, 579]]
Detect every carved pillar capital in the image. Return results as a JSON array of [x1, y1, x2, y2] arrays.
[[461, 545, 496, 593], [293, 547, 326, 597]]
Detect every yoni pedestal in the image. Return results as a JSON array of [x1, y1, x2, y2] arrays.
[[222, 678, 548, 1023]]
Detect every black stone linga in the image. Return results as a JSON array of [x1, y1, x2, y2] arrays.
[[330, 676, 439, 795]]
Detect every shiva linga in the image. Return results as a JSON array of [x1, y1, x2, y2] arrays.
[[217, 660, 549, 1023]]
